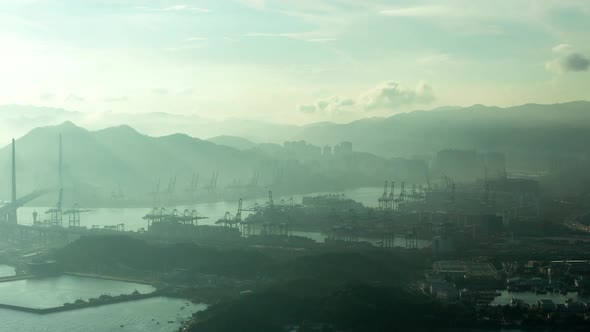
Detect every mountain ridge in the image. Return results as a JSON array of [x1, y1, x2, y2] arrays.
[[1, 100, 588, 144]]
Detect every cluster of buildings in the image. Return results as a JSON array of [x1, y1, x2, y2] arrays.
[[424, 260, 502, 302], [423, 259, 590, 309], [282, 140, 353, 160]]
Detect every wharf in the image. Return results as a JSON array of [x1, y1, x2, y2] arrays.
[[63, 272, 153, 285], [0, 291, 161, 314], [0, 275, 34, 283]]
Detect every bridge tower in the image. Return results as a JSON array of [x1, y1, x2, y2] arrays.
[[7, 139, 17, 224]]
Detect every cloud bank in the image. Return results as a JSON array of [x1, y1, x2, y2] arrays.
[[546, 44, 590, 73], [360, 81, 435, 110], [298, 97, 355, 115], [104, 96, 128, 103], [299, 81, 435, 119]]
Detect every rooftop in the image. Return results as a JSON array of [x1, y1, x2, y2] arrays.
[[433, 260, 497, 277]]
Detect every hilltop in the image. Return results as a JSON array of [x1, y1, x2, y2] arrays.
[[206, 135, 257, 151], [0, 122, 410, 207], [0, 122, 264, 206], [293, 101, 590, 170]]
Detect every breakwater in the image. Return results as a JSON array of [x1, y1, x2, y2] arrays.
[[0, 291, 161, 314]]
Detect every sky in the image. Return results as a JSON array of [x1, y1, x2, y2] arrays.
[[0, 0, 589, 124]]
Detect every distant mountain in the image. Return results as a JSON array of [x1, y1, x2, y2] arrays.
[[207, 135, 257, 150], [0, 121, 436, 207], [0, 105, 79, 144], [294, 101, 590, 170], [3, 101, 590, 178], [0, 122, 267, 206], [0, 105, 301, 145]]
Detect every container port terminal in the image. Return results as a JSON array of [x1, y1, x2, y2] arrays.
[[2, 134, 590, 331]]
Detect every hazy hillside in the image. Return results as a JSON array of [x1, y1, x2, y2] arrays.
[[0, 121, 435, 207], [207, 135, 258, 150], [294, 101, 590, 171], [3, 101, 590, 205], [0, 122, 266, 206], [0, 105, 300, 145], [6, 101, 589, 172]]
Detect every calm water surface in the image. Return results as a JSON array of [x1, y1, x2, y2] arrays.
[[2, 188, 406, 331], [19, 187, 431, 247], [0, 297, 206, 332], [0, 275, 155, 308], [0, 265, 15, 278], [19, 187, 385, 232]]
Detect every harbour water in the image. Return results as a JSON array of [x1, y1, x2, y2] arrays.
[[0, 265, 15, 278], [18, 187, 391, 231], [2, 188, 426, 330], [0, 274, 204, 331], [0, 275, 155, 309], [17, 187, 432, 248], [0, 297, 206, 332], [18, 187, 431, 247]]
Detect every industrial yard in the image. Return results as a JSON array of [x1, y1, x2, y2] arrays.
[[1, 126, 590, 331]]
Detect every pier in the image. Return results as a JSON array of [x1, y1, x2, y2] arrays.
[[0, 291, 161, 314]]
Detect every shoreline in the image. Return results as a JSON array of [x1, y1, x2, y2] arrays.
[[0, 274, 34, 283], [0, 292, 162, 314], [63, 272, 154, 285], [22, 186, 379, 210]]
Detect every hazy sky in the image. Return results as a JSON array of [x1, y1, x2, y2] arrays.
[[0, 0, 589, 124]]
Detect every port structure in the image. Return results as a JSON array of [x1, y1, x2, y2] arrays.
[[42, 134, 92, 228], [186, 173, 199, 201], [329, 224, 359, 243], [0, 139, 49, 224], [204, 170, 219, 194], [143, 207, 208, 231], [63, 203, 91, 228], [216, 198, 242, 228], [238, 191, 297, 237], [377, 180, 428, 212], [378, 181, 390, 209], [0, 135, 125, 246], [103, 224, 125, 231], [226, 170, 261, 193]]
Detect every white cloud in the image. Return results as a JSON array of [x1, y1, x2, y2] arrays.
[[104, 96, 128, 103], [243, 32, 336, 43], [299, 81, 435, 117], [546, 44, 590, 73], [359, 81, 435, 111], [244, 33, 297, 38], [298, 96, 355, 115], [417, 53, 451, 65], [185, 37, 208, 42], [65, 94, 84, 102], [299, 104, 317, 114], [40, 92, 55, 101], [379, 6, 449, 17], [152, 88, 169, 95], [552, 43, 573, 53], [237, 0, 266, 10], [136, 5, 210, 13], [306, 38, 337, 43], [178, 88, 194, 95]]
